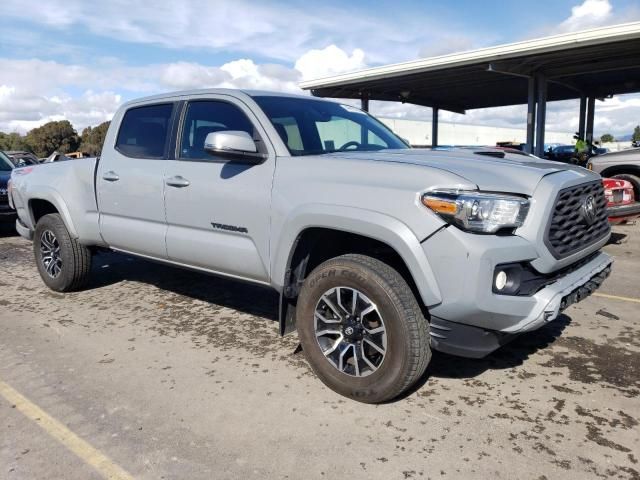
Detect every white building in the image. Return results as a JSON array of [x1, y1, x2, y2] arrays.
[[380, 117, 574, 147]]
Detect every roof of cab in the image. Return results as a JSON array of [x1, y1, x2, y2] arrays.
[[118, 88, 334, 109]]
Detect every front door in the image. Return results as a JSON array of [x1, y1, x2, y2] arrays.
[[97, 102, 175, 258], [164, 97, 275, 283]]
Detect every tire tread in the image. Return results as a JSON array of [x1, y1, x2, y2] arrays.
[[34, 214, 92, 292], [298, 253, 431, 402], [338, 254, 431, 396]]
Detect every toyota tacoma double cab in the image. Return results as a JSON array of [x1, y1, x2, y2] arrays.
[[9, 89, 613, 403]]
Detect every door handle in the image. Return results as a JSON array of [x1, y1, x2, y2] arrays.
[[165, 176, 191, 188], [102, 171, 120, 182]]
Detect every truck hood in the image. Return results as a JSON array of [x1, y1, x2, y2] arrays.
[[327, 148, 596, 195]]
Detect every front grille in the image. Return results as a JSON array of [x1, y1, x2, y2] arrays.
[[546, 180, 610, 259]]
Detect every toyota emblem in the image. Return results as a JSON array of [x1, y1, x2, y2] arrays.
[[581, 195, 597, 225]]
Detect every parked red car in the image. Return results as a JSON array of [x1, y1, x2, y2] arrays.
[[603, 178, 640, 225]]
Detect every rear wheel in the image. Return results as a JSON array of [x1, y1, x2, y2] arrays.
[[296, 254, 431, 403], [33, 213, 92, 292], [612, 173, 640, 199]]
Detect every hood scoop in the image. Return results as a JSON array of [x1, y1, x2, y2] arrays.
[[473, 150, 506, 159]]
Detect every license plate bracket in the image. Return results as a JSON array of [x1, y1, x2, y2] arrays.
[[559, 266, 611, 311]]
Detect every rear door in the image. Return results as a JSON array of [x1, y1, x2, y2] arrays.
[[163, 96, 275, 283], [97, 102, 176, 258]]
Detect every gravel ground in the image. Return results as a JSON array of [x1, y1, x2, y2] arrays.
[[0, 223, 638, 479]]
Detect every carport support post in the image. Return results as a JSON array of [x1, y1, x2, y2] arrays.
[[534, 73, 547, 158], [360, 93, 369, 112], [586, 96, 596, 145], [525, 76, 536, 154], [578, 95, 587, 140], [432, 107, 439, 147]]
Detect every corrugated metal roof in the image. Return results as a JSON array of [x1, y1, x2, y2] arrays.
[[300, 22, 640, 112]]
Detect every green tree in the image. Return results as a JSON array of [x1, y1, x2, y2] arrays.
[[25, 120, 80, 157], [0, 131, 30, 151], [633, 125, 640, 142], [600, 133, 614, 143], [80, 121, 110, 156]]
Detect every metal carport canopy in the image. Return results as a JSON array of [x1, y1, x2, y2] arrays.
[[299, 22, 640, 155], [299, 22, 640, 113]]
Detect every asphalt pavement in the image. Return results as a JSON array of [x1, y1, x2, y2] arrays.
[[0, 223, 638, 479]]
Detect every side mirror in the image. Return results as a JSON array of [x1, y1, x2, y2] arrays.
[[204, 130, 266, 163]]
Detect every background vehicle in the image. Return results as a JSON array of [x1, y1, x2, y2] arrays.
[[603, 178, 640, 225], [43, 151, 72, 163], [545, 144, 605, 165], [4, 150, 40, 166], [594, 146, 609, 155], [0, 151, 16, 225], [9, 89, 613, 403], [545, 144, 577, 163], [588, 149, 640, 200], [65, 151, 91, 159]]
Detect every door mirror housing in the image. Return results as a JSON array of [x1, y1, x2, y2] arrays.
[[203, 131, 265, 163]]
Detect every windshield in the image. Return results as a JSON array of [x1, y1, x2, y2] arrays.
[[252, 96, 409, 156], [0, 152, 13, 171]]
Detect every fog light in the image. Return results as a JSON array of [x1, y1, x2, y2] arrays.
[[493, 263, 525, 295], [495, 270, 508, 291]]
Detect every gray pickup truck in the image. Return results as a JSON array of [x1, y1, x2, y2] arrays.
[[9, 89, 613, 402]]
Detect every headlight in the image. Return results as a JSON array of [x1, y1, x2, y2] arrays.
[[422, 190, 530, 233]]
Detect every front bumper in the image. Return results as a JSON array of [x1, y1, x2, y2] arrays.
[[423, 226, 613, 358]]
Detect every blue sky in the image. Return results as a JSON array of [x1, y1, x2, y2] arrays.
[[0, 0, 639, 137]]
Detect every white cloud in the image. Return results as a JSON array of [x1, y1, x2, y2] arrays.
[[159, 62, 230, 90], [295, 45, 366, 81], [0, 0, 488, 64], [2, 51, 639, 139], [0, 89, 121, 133], [559, 0, 612, 31], [219, 59, 300, 92], [0, 40, 380, 133]]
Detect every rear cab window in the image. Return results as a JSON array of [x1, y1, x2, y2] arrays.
[[115, 103, 174, 159]]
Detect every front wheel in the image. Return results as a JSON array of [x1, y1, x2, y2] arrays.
[[296, 254, 431, 403], [33, 213, 92, 292]]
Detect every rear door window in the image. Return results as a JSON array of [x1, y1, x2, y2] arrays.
[[116, 103, 174, 159]]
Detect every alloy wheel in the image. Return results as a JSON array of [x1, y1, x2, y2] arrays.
[[40, 230, 62, 278], [313, 286, 387, 377]]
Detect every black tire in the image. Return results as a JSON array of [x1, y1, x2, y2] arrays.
[[612, 173, 640, 198], [33, 213, 92, 292], [296, 254, 431, 403]]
